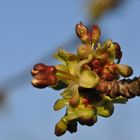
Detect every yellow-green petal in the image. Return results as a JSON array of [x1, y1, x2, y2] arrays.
[[79, 69, 100, 88], [66, 55, 79, 75]]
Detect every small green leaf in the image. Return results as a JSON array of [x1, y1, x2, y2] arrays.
[[54, 98, 69, 111], [79, 69, 99, 88]]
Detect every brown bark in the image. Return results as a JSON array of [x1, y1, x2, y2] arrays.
[[96, 76, 140, 99]]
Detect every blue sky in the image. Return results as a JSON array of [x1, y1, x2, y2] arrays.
[[0, 0, 140, 140]]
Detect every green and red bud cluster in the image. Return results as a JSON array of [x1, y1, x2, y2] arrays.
[[31, 22, 134, 136]]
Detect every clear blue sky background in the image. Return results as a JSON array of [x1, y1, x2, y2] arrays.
[[0, 0, 140, 140]]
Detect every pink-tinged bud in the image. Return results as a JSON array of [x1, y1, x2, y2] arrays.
[[75, 22, 91, 44], [91, 25, 101, 43]]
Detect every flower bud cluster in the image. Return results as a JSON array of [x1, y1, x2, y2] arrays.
[[31, 22, 134, 136]]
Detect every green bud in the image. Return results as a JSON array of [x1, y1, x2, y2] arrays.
[[117, 64, 133, 77], [55, 120, 67, 136]]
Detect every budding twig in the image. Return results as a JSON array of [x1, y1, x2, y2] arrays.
[[97, 77, 140, 99]]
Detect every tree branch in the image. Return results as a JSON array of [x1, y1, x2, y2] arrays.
[[97, 76, 140, 99]]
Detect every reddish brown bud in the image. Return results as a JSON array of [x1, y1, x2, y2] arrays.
[[91, 25, 101, 43], [31, 63, 47, 76], [31, 63, 57, 88], [76, 22, 91, 44], [32, 73, 57, 88], [31, 63, 56, 76]]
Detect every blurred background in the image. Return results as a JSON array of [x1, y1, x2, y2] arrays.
[[0, 0, 140, 140]]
